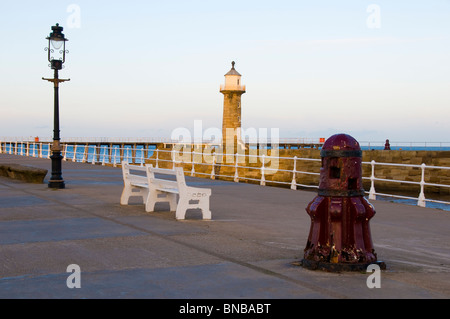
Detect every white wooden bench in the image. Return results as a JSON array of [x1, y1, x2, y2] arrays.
[[120, 162, 212, 220]]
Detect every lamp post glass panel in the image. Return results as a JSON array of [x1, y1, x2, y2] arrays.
[[43, 23, 70, 189]]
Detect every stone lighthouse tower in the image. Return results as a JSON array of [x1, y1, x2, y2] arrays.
[[220, 61, 246, 154]]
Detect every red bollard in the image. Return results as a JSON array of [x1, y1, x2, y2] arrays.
[[301, 133, 385, 271]]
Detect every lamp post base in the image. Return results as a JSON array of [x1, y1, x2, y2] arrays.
[[48, 180, 65, 189], [48, 149, 65, 189]]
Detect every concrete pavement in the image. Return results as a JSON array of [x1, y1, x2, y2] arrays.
[[0, 153, 449, 299]]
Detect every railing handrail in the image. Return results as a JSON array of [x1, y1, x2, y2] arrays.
[[4, 137, 450, 146]]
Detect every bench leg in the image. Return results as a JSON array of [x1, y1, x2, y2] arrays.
[[121, 185, 148, 206], [145, 191, 178, 213], [168, 193, 178, 212], [199, 197, 212, 220], [145, 190, 158, 212], [175, 199, 188, 220], [175, 196, 211, 220], [120, 185, 132, 205]]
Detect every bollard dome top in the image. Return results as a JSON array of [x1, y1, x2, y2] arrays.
[[322, 133, 361, 151]]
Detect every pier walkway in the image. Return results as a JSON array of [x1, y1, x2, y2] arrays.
[[0, 153, 449, 299]]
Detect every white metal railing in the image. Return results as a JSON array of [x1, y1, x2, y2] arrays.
[[0, 136, 325, 145], [3, 137, 450, 149], [365, 160, 450, 207], [1, 140, 449, 209]]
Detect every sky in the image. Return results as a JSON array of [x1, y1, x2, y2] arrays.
[[0, 0, 449, 143]]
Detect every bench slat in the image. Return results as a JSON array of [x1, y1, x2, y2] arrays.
[[130, 182, 148, 188]]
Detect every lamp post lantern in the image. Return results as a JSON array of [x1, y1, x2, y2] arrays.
[[43, 23, 70, 189]]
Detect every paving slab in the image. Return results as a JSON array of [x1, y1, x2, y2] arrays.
[[0, 153, 449, 300]]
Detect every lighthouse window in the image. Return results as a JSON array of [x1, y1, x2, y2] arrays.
[[237, 79, 240, 85]]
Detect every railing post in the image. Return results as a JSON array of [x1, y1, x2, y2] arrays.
[[369, 160, 376, 200], [102, 146, 106, 166], [172, 148, 176, 169], [39, 143, 42, 158], [9, 142, 12, 155], [291, 156, 297, 190], [234, 153, 239, 182], [155, 149, 159, 168], [125, 147, 129, 164], [107, 146, 110, 165], [63, 144, 67, 161], [14, 142, 18, 155], [47, 143, 51, 159], [119, 145, 124, 163], [210, 152, 216, 180], [140, 149, 144, 167], [113, 153, 117, 167], [418, 163, 426, 207], [81, 144, 87, 163], [92, 145, 96, 165], [260, 154, 266, 186], [73, 145, 77, 162], [26, 142, 29, 157], [191, 151, 195, 176]]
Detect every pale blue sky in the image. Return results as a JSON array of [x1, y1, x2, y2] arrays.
[[0, 0, 449, 142]]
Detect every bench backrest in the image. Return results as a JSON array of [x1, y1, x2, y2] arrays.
[[146, 165, 187, 192], [122, 162, 147, 185]]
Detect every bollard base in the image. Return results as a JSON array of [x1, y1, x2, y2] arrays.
[[299, 259, 386, 272]]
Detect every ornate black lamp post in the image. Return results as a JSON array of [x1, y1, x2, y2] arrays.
[[43, 23, 70, 189]]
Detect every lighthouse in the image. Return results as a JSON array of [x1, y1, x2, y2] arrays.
[[220, 61, 246, 154]]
